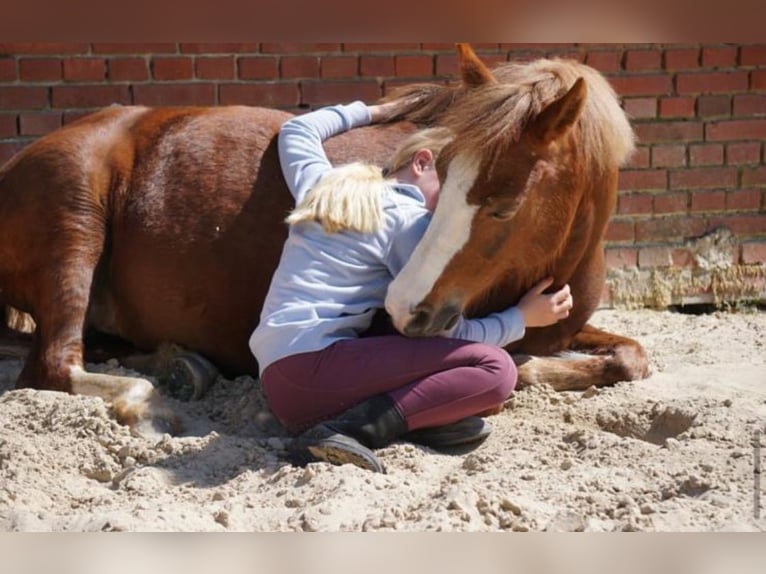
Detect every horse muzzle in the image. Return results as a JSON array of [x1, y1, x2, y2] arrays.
[[399, 302, 461, 338]]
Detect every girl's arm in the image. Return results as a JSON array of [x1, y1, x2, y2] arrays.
[[447, 279, 573, 347], [278, 102, 371, 205]]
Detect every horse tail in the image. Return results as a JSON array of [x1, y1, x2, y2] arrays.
[[512, 325, 650, 391]]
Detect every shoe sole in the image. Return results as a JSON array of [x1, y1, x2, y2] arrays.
[[307, 442, 385, 473]]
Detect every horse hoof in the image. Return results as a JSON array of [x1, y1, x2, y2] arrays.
[[162, 351, 218, 401]]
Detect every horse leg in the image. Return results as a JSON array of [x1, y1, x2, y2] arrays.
[[118, 345, 219, 402], [512, 324, 650, 391], [13, 223, 178, 434]]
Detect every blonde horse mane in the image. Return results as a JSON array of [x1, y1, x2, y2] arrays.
[[386, 58, 635, 175]]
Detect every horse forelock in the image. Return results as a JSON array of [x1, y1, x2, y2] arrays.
[[440, 58, 635, 175]]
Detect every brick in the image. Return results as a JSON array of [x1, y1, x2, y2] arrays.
[[651, 145, 686, 168], [52, 85, 130, 108], [726, 142, 761, 165], [742, 242, 766, 264], [0, 43, 88, 55], [634, 121, 704, 143], [481, 54, 510, 69], [152, 57, 194, 80], [63, 58, 106, 81], [618, 192, 653, 215], [733, 94, 766, 117], [604, 220, 634, 242], [671, 248, 695, 267], [585, 50, 623, 73], [609, 74, 673, 96], [753, 71, 766, 89], [635, 217, 707, 241], [0, 141, 25, 165], [726, 189, 761, 211], [92, 43, 177, 54], [395, 55, 433, 77], [0, 86, 49, 109], [702, 46, 737, 68], [669, 167, 737, 189], [281, 56, 320, 79], [653, 191, 688, 214], [638, 246, 672, 267], [436, 54, 459, 76], [0, 58, 17, 81], [321, 56, 358, 78], [179, 43, 260, 54], [676, 71, 749, 94], [238, 57, 278, 80], [342, 43, 418, 52], [19, 112, 61, 135], [742, 167, 766, 187], [605, 247, 638, 268], [219, 83, 299, 107], [262, 43, 340, 54], [690, 190, 726, 212], [0, 113, 16, 137], [664, 48, 699, 70], [301, 80, 381, 106], [19, 58, 62, 81], [62, 110, 92, 124], [618, 169, 667, 191], [707, 214, 766, 237], [741, 46, 766, 66], [624, 97, 656, 118], [697, 95, 731, 117], [131, 83, 216, 106], [707, 120, 766, 141], [659, 96, 695, 118], [625, 50, 661, 71], [195, 57, 234, 80], [360, 55, 395, 77], [689, 143, 724, 166], [108, 58, 149, 81], [625, 146, 650, 169]]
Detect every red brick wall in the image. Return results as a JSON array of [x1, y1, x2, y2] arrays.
[[0, 43, 764, 304]]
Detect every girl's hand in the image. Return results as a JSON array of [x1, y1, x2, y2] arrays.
[[367, 96, 420, 124], [517, 278, 574, 328]]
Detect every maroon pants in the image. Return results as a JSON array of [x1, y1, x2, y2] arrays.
[[260, 335, 517, 434]]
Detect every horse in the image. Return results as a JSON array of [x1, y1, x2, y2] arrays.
[[385, 44, 649, 391], [0, 44, 648, 432]]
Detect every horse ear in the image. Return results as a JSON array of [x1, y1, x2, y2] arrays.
[[530, 77, 587, 144], [456, 43, 497, 87]]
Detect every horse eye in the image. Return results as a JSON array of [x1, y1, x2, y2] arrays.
[[489, 210, 513, 221]]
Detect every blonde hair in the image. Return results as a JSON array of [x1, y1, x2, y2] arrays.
[[286, 163, 390, 233], [286, 127, 454, 234], [383, 127, 453, 177]]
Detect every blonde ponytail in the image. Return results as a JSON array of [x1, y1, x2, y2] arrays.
[[286, 163, 390, 233]]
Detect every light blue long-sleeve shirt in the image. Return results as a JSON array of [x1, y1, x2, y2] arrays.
[[249, 102, 525, 375]]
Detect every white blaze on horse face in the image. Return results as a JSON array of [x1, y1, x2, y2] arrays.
[[386, 153, 480, 332]]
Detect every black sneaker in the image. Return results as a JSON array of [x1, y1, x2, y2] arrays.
[[293, 423, 385, 473], [403, 416, 492, 449]]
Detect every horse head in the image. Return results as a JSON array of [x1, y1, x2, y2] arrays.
[[385, 44, 635, 337]]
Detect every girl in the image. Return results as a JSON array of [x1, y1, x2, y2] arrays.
[[249, 100, 573, 473]]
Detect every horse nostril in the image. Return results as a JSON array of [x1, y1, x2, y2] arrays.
[[403, 303, 433, 337], [443, 313, 459, 331]]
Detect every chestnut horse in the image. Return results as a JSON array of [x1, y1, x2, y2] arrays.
[[0, 44, 647, 431], [386, 45, 649, 391]]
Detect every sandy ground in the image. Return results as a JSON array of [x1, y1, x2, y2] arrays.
[[1, 308, 765, 532]]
